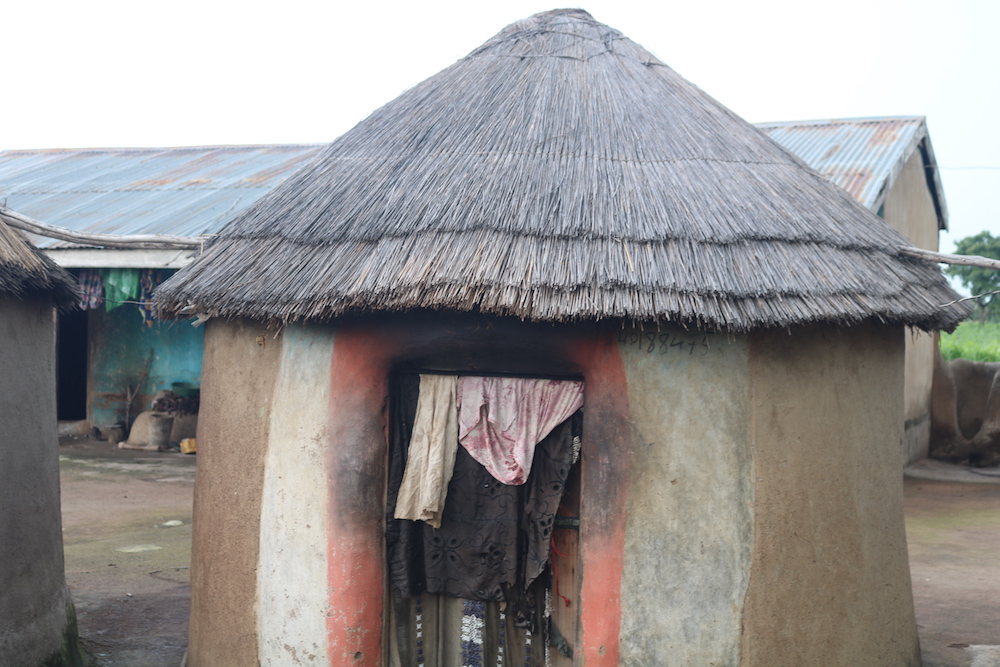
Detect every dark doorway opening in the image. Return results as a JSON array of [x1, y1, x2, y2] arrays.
[[386, 372, 582, 666], [57, 308, 88, 421]]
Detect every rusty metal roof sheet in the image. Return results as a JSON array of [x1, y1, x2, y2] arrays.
[[756, 116, 948, 230], [0, 144, 323, 247]]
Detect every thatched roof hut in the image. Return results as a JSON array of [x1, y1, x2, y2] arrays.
[[161, 10, 964, 667], [0, 217, 77, 308], [0, 216, 84, 666], [156, 9, 965, 332]]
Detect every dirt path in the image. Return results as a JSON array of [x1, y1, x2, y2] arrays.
[[59, 438, 194, 667], [905, 476, 1000, 667]]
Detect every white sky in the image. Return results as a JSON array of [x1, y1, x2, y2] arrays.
[[4, 0, 998, 254]]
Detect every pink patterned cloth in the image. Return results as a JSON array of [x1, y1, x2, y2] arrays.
[[457, 377, 584, 485]]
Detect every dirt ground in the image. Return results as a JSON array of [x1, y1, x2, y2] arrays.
[[905, 471, 1000, 667], [57, 438, 1000, 667], [59, 437, 194, 667]]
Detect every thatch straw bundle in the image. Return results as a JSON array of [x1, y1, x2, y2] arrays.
[[0, 217, 78, 308], [155, 9, 968, 332]]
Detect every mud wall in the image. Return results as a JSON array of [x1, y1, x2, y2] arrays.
[[882, 150, 941, 251], [949, 359, 1000, 440], [617, 329, 753, 665], [883, 150, 941, 464], [740, 324, 920, 666], [929, 357, 1000, 466], [187, 315, 919, 666], [0, 296, 79, 666], [187, 318, 281, 667]]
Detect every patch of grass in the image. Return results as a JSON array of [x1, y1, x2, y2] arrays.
[[940, 321, 1000, 362]]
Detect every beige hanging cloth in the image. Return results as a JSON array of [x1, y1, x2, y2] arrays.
[[394, 374, 459, 528]]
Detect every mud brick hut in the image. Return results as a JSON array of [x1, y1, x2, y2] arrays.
[[0, 217, 85, 666], [156, 9, 969, 667]]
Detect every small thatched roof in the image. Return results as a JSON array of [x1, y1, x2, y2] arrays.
[[0, 216, 78, 309], [156, 9, 968, 332]]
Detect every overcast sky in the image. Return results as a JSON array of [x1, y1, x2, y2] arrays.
[[4, 0, 997, 254]]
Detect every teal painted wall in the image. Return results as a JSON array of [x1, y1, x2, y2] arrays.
[[88, 304, 203, 426]]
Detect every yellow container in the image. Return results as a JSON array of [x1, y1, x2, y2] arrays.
[[180, 438, 197, 455]]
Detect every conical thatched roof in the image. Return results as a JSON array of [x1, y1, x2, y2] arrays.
[[0, 217, 78, 309], [155, 9, 968, 332]]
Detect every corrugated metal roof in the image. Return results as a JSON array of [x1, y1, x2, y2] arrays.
[[755, 116, 948, 229], [0, 119, 947, 250], [0, 144, 323, 247]]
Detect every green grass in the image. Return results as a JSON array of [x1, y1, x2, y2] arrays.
[[940, 321, 1000, 362]]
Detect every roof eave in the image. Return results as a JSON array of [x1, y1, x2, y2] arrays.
[[917, 132, 949, 230]]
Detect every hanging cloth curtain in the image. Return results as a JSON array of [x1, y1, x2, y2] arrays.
[[386, 374, 581, 666], [100, 268, 140, 311], [137, 269, 160, 326], [390, 410, 580, 603], [77, 269, 104, 309], [387, 374, 583, 600], [394, 374, 460, 529], [457, 377, 584, 485]]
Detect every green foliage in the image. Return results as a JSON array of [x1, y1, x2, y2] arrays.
[[940, 321, 1000, 362], [945, 231, 1000, 323]]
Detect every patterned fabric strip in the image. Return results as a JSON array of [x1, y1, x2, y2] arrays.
[[545, 590, 553, 667], [461, 598, 485, 667], [497, 609, 506, 667], [415, 594, 425, 666]]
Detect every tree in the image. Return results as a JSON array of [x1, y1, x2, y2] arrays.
[[946, 231, 1000, 323]]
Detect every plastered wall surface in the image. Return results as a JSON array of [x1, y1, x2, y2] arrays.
[[617, 328, 753, 666], [0, 297, 73, 666], [88, 304, 204, 427], [883, 150, 941, 463], [741, 324, 920, 666], [257, 325, 333, 665], [882, 151, 941, 253], [902, 331, 936, 462], [187, 319, 282, 667]]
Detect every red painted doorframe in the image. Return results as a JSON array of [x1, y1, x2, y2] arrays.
[[324, 319, 632, 666]]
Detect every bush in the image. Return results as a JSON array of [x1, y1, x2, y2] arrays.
[[940, 321, 1000, 362]]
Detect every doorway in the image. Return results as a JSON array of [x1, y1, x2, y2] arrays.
[[386, 372, 583, 666], [57, 307, 88, 421]]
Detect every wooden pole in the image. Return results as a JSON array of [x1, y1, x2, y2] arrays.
[[900, 246, 1000, 272], [124, 349, 154, 435], [0, 205, 203, 250]]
